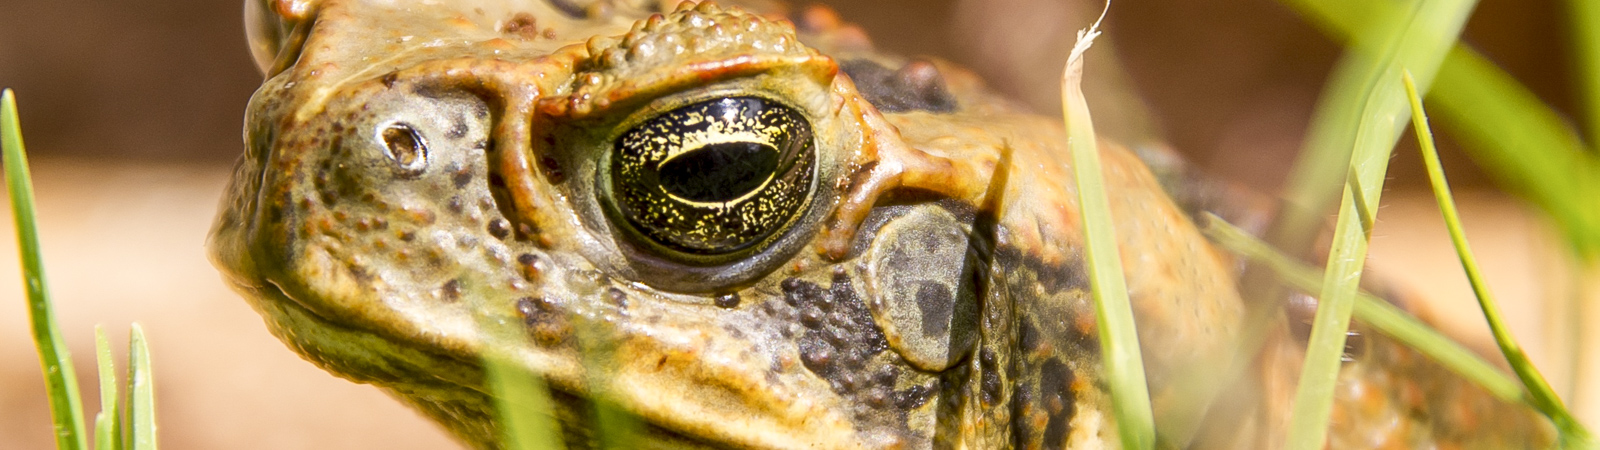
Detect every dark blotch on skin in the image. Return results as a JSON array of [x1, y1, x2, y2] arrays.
[[447, 119, 469, 139], [606, 288, 629, 309], [539, 156, 566, 184], [784, 274, 891, 399], [354, 216, 387, 232], [1040, 358, 1076, 450], [800, 339, 833, 367], [914, 280, 953, 338], [501, 12, 541, 39], [894, 383, 935, 410], [452, 163, 473, 188], [1020, 319, 1042, 354], [1011, 381, 1037, 449], [780, 278, 805, 306], [714, 293, 741, 309], [980, 348, 1001, 405], [517, 296, 571, 346], [839, 59, 957, 113], [313, 136, 359, 207], [347, 264, 373, 283], [516, 253, 541, 282], [439, 279, 462, 302], [517, 222, 542, 245], [488, 218, 512, 240], [999, 246, 1088, 295]]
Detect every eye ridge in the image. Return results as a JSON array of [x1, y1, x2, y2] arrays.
[[609, 96, 816, 257]]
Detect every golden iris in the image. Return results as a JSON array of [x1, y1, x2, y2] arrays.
[[610, 96, 815, 256]]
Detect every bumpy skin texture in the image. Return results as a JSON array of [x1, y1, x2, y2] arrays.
[[213, 0, 1553, 448]]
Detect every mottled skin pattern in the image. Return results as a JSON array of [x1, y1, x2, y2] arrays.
[[211, 0, 1553, 448]]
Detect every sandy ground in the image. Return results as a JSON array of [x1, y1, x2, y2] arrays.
[[0, 159, 1576, 448]]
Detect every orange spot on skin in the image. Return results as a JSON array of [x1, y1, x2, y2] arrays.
[[482, 38, 515, 51], [1073, 312, 1096, 338], [1069, 376, 1092, 394]]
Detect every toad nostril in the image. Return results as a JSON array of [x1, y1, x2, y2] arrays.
[[381, 123, 428, 172]]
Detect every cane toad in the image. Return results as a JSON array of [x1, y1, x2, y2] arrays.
[[210, 0, 1553, 448]]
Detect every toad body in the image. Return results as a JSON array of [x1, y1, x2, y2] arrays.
[[210, 0, 1552, 448]]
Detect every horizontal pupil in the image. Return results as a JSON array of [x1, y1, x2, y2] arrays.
[[657, 141, 779, 202]]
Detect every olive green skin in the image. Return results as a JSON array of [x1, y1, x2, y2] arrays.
[[211, 0, 1552, 448]]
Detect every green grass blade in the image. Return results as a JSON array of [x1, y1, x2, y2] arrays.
[[94, 327, 120, 450], [123, 324, 155, 450], [470, 279, 565, 450], [1404, 72, 1595, 444], [1280, 2, 1600, 420], [1202, 214, 1526, 405], [1569, 0, 1600, 147], [1267, 0, 1478, 254], [93, 413, 114, 450], [1281, 2, 1463, 443], [460, 274, 563, 449], [3, 89, 89, 450], [573, 326, 640, 450], [589, 400, 638, 450], [485, 352, 565, 450], [1427, 40, 1600, 424], [1279, 0, 1600, 260], [1061, 15, 1155, 449], [1285, 169, 1388, 450]]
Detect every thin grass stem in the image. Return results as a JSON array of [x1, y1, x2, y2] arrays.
[[1404, 72, 1595, 446]]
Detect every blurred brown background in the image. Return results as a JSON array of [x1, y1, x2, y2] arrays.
[[0, 0, 1587, 448]]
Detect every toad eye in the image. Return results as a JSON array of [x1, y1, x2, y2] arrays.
[[608, 96, 816, 258]]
